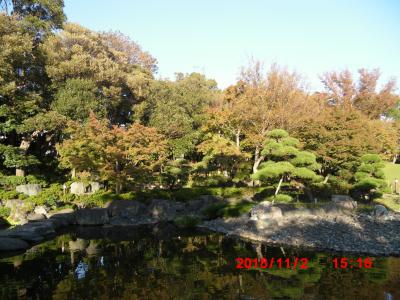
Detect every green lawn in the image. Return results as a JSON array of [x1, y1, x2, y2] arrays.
[[383, 162, 400, 187]]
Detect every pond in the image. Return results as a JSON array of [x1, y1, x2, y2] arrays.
[[0, 225, 399, 299]]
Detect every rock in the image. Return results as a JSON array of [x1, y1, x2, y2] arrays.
[[4, 199, 30, 224], [0, 229, 44, 243], [107, 200, 146, 218], [250, 201, 282, 220], [373, 205, 388, 218], [70, 182, 87, 195], [70, 181, 103, 195], [0, 237, 29, 251], [47, 208, 74, 217], [332, 194, 354, 202], [75, 208, 109, 225], [147, 199, 183, 221], [332, 197, 357, 210], [48, 208, 75, 228], [34, 206, 48, 215], [16, 184, 42, 196], [88, 181, 103, 193], [22, 221, 56, 236], [27, 213, 46, 221], [185, 196, 221, 215]]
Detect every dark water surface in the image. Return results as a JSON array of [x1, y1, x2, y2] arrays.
[[0, 225, 399, 300]]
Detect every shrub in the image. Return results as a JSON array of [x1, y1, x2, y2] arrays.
[[267, 194, 293, 203], [0, 175, 45, 189], [0, 190, 19, 200], [28, 184, 63, 208], [202, 200, 254, 219], [174, 216, 201, 228], [0, 206, 10, 218]]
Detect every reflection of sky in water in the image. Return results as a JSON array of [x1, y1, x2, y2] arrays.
[[75, 261, 88, 280], [100, 256, 104, 266]]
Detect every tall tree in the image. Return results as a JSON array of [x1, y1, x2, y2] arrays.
[[57, 114, 167, 192], [42, 23, 155, 124], [252, 129, 322, 200], [321, 68, 398, 119]]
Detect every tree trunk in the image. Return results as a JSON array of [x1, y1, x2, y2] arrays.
[[252, 147, 264, 174], [393, 154, 398, 164], [15, 168, 25, 177], [235, 129, 241, 149], [15, 136, 32, 176], [274, 176, 284, 196], [71, 168, 76, 179], [323, 174, 329, 184], [304, 187, 314, 202]]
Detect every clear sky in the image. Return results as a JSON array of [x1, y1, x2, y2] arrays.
[[64, 0, 400, 90]]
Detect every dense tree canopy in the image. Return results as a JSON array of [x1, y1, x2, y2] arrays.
[[0, 1, 399, 199]]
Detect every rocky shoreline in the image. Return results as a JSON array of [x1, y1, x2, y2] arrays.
[[200, 201, 400, 256], [1, 196, 400, 256]]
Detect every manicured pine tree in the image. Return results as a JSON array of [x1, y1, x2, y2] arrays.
[[252, 129, 322, 201]]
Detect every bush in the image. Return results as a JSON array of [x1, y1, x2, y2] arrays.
[[174, 216, 201, 228], [267, 194, 293, 203], [0, 175, 45, 189], [28, 184, 63, 208], [0, 190, 19, 200], [202, 200, 254, 219], [0, 206, 10, 218]]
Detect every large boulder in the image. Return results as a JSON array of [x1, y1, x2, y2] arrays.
[[0, 237, 29, 251], [88, 182, 103, 193], [4, 199, 30, 224], [331, 195, 357, 210], [0, 229, 44, 243], [107, 200, 146, 218], [16, 184, 42, 196], [70, 182, 87, 195], [147, 199, 184, 221], [75, 208, 109, 225], [34, 206, 48, 216], [249, 201, 282, 220], [373, 205, 389, 218], [27, 213, 46, 221], [185, 196, 222, 216], [70, 181, 103, 195], [48, 208, 75, 228]]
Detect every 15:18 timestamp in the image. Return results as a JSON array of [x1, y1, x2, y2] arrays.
[[331, 257, 373, 269]]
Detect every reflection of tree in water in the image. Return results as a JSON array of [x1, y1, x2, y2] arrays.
[[0, 229, 399, 299]]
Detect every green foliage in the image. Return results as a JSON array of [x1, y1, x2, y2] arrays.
[[174, 216, 201, 228], [28, 184, 63, 208], [0, 190, 19, 200], [352, 153, 386, 201], [0, 175, 44, 189], [0, 206, 10, 218], [0, 144, 39, 169], [267, 194, 293, 203], [202, 200, 254, 219], [51, 78, 106, 121], [161, 159, 190, 189], [253, 129, 322, 198]]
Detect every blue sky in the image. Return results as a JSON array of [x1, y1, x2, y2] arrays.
[[64, 0, 400, 90]]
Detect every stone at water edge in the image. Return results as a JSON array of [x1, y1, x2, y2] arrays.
[[75, 208, 110, 225], [0, 237, 29, 251], [27, 213, 46, 221], [34, 206, 48, 215], [249, 201, 282, 220], [147, 199, 183, 221], [16, 184, 42, 196], [373, 205, 389, 218]]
